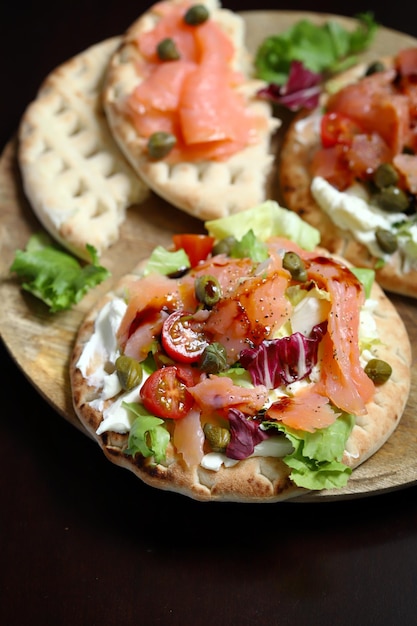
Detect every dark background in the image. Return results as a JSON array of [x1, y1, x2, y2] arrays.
[[1, 2, 417, 625]]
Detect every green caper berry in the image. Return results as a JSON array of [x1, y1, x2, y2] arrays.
[[115, 355, 143, 390], [375, 228, 398, 254], [184, 4, 210, 25], [373, 185, 410, 213], [156, 37, 180, 61], [212, 236, 237, 256], [203, 423, 231, 452], [373, 163, 399, 189], [199, 342, 228, 374], [365, 61, 385, 76], [195, 274, 222, 307], [147, 131, 176, 159], [282, 251, 308, 282], [364, 358, 392, 384]]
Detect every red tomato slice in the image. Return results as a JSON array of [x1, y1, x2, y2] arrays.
[[320, 112, 362, 148], [310, 145, 354, 190], [161, 310, 209, 363], [172, 234, 215, 267], [140, 365, 195, 419]]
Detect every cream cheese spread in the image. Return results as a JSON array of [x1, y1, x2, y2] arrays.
[[311, 176, 417, 271]]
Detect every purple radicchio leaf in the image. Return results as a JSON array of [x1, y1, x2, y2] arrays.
[[257, 60, 323, 111], [240, 321, 327, 389], [226, 408, 268, 460]]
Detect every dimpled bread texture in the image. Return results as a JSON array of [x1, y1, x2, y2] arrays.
[[18, 38, 149, 260]]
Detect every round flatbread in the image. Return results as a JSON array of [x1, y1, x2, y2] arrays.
[[18, 38, 149, 261], [279, 52, 417, 298], [102, 0, 280, 221], [70, 232, 411, 503]]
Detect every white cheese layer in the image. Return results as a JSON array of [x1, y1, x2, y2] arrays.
[[95, 386, 140, 435], [76, 297, 127, 393], [311, 176, 409, 260], [290, 290, 329, 336]]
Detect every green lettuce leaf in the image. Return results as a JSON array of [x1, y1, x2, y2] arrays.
[[123, 402, 170, 463], [9, 233, 110, 313], [349, 267, 375, 299], [263, 412, 355, 490], [230, 229, 269, 262], [255, 12, 378, 85], [205, 200, 320, 250], [219, 366, 254, 388], [142, 245, 190, 276]]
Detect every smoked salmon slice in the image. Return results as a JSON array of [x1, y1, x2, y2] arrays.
[[188, 375, 269, 416], [204, 268, 291, 361], [125, 0, 264, 162], [129, 60, 197, 113], [173, 407, 205, 465], [137, 3, 199, 63], [117, 273, 196, 350], [265, 386, 338, 432], [327, 72, 409, 154], [306, 256, 375, 416]]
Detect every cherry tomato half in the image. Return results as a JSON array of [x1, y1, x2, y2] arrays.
[[172, 234, 215, 267], [161, 310, 209, 363], [140, 365, 195, 419], [320, 112, 362, 148]]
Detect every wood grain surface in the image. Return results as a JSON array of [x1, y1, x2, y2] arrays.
[[0, 11, 416, 501]]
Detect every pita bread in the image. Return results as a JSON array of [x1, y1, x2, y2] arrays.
[[69, 245, 411, 503], [18, 38, 149, 261], [279, 54, 417, 299], [102, 0, 280, 221]]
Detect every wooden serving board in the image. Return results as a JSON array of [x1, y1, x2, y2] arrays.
[[1, 11, 416, 501]]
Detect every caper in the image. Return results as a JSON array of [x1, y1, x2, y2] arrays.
[[212, 236, 237, 256], [195, 274, 222, 307], [365, 61, 386, 76], [282, 251, 308, 282], [204, 423, 231, 452], [364, 358, 392, 384], [199, 342, 228, 374], [373, 163, 399, 189], [373, 185, 410, 213], [156, 37, 180, 61], [375, 228, 398, 254], [147, 131, 176, 159], [184, 4, 210, 25], [115, 355, 143, 390]]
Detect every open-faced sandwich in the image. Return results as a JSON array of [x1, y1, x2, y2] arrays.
[[102, 0, 280, 221], [18, 38, 150, 261], [279, 47, 417, 298], [70, 203, 411, 502]]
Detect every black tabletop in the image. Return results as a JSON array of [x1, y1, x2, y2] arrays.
[[1, 2, 417, 625]]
